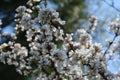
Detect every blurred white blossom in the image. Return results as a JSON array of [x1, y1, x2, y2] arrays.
[[0, 0, 120, 80]]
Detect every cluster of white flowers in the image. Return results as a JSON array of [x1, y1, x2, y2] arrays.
[[109, 22, 120, 36], [87, 16, 98, 34], [0, 0, 120, 80]]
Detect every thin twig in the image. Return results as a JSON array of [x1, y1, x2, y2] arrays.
[[103, 33, 117, 56], [102, 0, 120, 56], [102, 0, 120, 12]]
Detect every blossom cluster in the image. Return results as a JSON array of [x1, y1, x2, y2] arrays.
[[0, 0, 120, 80]]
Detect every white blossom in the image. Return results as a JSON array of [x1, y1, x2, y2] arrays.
[[0, 0, 119, 80]]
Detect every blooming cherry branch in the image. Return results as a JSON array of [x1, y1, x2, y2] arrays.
[[0, 0, 120, 80]]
